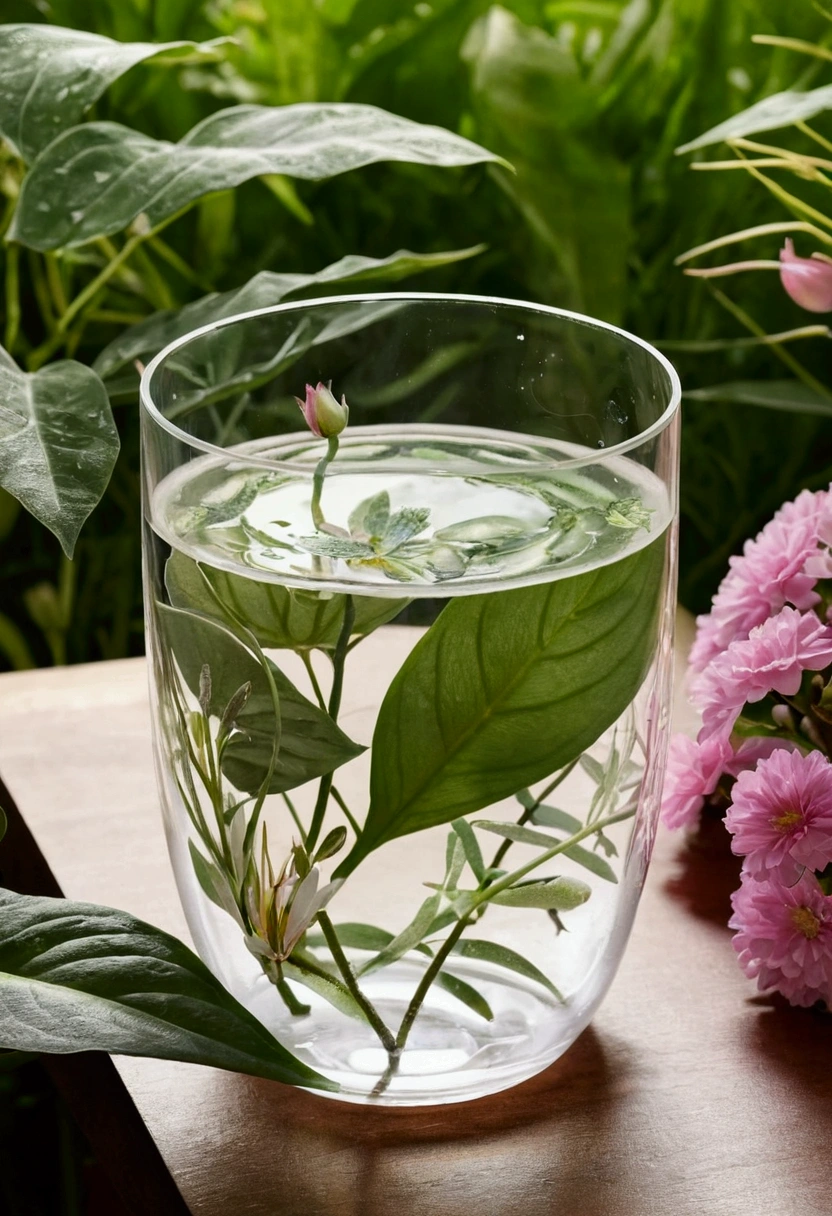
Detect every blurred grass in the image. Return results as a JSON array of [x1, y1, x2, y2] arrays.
[[1, 0, 831, 664]]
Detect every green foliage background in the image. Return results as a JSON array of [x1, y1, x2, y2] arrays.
[[1, 0, 831, 670]]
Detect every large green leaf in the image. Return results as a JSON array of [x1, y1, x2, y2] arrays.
[[677, 84, 832, 154], [157, 604, 364, 795], [0, 25, 228, 163], [10, 104, 506, 250], [684, 380, 832, 417], [0, 346, 119, 557], [336, 538, 664, 877], [165, 550, 408, 652], [94, 246, 482, 397], [0, 888, 332, 1088]]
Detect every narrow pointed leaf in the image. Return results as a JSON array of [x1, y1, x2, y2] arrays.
[[0, 25, 229, 163], [282, 958, 363, 1020], [562, 843, 618, 883], [436, 971, 494, 1021], [0, 888, 332, 1089], [489, 876, 591, 910], [0, 347, 118, 557], [473, 820, 561, 850], [11, 105, 506, 250], [677, 85, 832, 155], [684, 380, 832, 417], [451, 938, 563, 1002], [358, 894, 441, 977], [531, 804, 583, 835], [452, 819, 486, 883]]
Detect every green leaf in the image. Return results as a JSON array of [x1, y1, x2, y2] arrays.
[[337, 538, 664, 876], [677, 84, 832, 155], [0, 887, 332, 1089], [451, 819, 486, 883], [357, 894, 442, 977], [11, 105, 506, 250], [436, 971, 493, 1021], [473, 820, 561, 850], [489, 876, 591, 910], [281, 957, 363, 1020], [313, 826, 347, 863], [157, 604, 364, 795], [187, 839, 243, 928], [349, 490, 390, 539], [0, 346, 119, 557], [94, 247, 483, 397], [530, 804, 583, 835], [684, 380, 832, 417], [0, 25, 229, 163], [451, 938, 563, 1003], [562, 844, 618, 884], [165, 550, 409, 651]]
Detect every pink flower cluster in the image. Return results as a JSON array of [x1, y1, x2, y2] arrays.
[[662, 487, 832, 1007]]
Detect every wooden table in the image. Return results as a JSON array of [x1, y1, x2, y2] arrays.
[[1, 613, 830, 1216]]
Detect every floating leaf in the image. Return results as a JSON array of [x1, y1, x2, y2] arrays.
[[451, 938, 563, 1002], [0, 25, 229, 163], [157, 604, 364, 795], [165, 550, 409, 652], [0, 888, 332, 1089], [0, 346, 118, 557], [337, 538, 664, 877], [11, 105, 506, 250]]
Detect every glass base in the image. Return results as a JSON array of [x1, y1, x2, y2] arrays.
[[252, 957, 587, 1105]]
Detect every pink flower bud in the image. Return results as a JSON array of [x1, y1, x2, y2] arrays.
[[295, 382, 349, 438], [779, 239, 832, 313]]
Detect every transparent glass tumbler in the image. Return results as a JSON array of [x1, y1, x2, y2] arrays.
[[140, 294, 680, 1105]]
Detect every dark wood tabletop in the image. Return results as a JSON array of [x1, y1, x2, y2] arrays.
[[1, 613, 830, 1216]]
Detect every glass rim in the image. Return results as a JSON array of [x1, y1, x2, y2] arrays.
[[139, 291, 682, 472]]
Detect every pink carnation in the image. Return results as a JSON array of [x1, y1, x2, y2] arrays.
[[723, 736, 798, 778], [725, 747, 832, 881], [693, 606, 832, 744], [661, 733, 732, 830], [729, 870, 832, 1006], [690, 490, 829, 671]]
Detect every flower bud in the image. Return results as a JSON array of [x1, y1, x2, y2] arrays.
[[779, 239, 832, 313], [296, 382, 349, 438]]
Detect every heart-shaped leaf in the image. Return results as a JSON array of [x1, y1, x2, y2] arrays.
[[0, 25, 229, 164], [165, 550, 409, 653], [0, 887, 333, 1089], [337, 538, 664, 877], [0, 346, 119, 557], [157, 603, 364, 794], [94, 246, 484, 396], [11, 104, 506, 250]]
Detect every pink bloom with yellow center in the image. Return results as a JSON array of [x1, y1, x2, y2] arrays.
[[693, 606, 832, 744], [661, 733, 733, 830], [690, 489, 830, 672], [729, 870, 832, 1006], [779, 238, 832, 313], [726, 747, 832, 881]]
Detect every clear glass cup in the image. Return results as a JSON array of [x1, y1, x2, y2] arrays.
[[140, 293, 680, 1105]]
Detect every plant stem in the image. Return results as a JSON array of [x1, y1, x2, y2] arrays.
[[311, 436, 339, 529], [317, 911, 397, 1054], [330, 785, 361, 837], [4, 242, 20, 353], [281, 792, 307, 842], [491, 759, 581, 870], [276, 977, 311, 1017], [306, 595, 355, 854], [301, 651, 327, 710]]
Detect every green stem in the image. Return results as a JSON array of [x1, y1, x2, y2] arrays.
[[301, 650, 327, 711], [28, 250, 55, 336], [317, 911, 397, 1054], [148, 234, 213, 292], [330, 785, 361, 837], [276, 977, 311, 1017], [311, 436, 339, 529], [395, 917, 469, 1053], [306, 595, 355, 854], [491, 759, 581, 870], [4, 242, 20, 353], [281, 792, 307, 842], [44, 253, 67, 316]]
